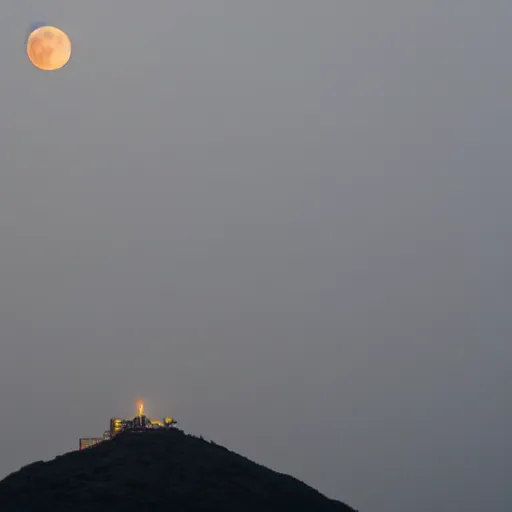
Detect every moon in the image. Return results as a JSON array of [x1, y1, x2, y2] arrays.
[[27, 25, 71, 71]]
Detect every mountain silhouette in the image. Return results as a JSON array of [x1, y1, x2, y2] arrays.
[[0, 429, 356, 511]]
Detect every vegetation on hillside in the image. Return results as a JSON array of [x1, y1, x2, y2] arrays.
[[0, 429, 356, 512]]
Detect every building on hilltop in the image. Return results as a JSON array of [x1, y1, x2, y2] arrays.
[[79, 402, 178, 450], [79, 437, 103, 450]]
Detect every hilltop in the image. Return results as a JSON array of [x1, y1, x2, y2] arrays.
[[0, 429, 356, 512]]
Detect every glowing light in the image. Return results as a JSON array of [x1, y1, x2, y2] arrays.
[[26, 25, 71, 71]]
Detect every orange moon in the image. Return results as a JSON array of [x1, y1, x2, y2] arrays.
[[27, 25, 71, 71]]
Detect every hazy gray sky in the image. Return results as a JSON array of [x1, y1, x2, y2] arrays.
[[0, 1, 510, 510]]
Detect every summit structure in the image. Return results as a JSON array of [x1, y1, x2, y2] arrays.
[[79, 402, 178, 450]]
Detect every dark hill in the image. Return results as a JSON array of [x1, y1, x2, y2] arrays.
[[0, 429, 356, 512]]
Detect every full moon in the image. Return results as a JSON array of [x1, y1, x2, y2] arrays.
[[27, 25, 71, 71]]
